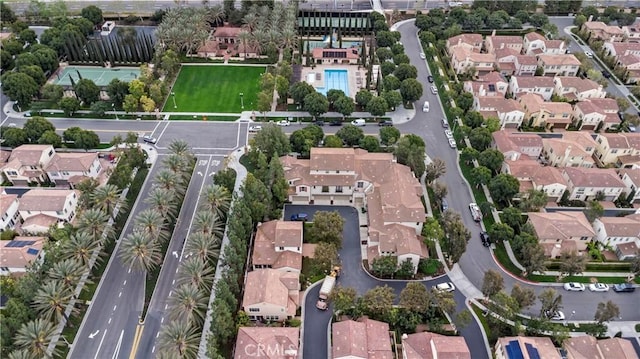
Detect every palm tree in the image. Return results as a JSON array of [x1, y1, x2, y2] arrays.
[[205, 4, 225, 26], [91, 184, 127, 219], [167, 139, 191, 158], [14, 319, 59, 358], [49, 258, 89, 291], [168, 283, 208, 325], [75, 178, 99, 209], [192, 211, 223, 239], [119, 231, 162, 273], [135, 209, 168, 243], [250, 30, 268, 55], [32, 281, 75, 324], [62, 232, 102, 269], [184, 232, 219, 263], [200, 184, 231, 219], [237, 30, 251, 58], [156, 169, 185, 198], [146, 187, 178, 220], [177, 257, 215, 291], [8, 349, 39, 359], [162, 154, 189, 177], [76, 208, 113, 245], [157, 319, 200, 359], [242, 12, 259, 33]]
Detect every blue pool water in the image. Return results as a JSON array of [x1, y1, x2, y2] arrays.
[[316, 69, 349, 97]]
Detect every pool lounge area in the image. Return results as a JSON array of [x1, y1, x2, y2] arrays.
[[302, 65, 364, 99]]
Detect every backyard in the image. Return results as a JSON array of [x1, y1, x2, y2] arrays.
[[165, 65, 265, 113]]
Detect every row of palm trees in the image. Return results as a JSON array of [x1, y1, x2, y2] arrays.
[[237, 3, 298, 60]]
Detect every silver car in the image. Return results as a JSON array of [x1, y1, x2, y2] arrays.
[[564, 282, 586, 292], [588, 283, 609, 292]]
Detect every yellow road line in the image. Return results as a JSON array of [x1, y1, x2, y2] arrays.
[[128, 324, 144, 359]]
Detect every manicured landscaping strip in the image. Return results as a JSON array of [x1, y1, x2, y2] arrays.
[[169, 115, 240, 121], [471, 303, 494, 346], [526, 274, 629, 284], [493, 241, 523, 276]]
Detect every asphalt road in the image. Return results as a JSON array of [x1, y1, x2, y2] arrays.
[[395, 20, 640, 322]]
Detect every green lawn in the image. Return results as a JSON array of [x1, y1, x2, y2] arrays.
[[165, 65, 265, 113]]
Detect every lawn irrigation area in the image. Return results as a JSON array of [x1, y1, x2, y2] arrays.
[[164, 65, 265, 113]]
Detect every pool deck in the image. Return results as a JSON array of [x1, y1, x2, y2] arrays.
[[302, 64, 366, 99]]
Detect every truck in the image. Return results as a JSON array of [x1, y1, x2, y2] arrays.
[[316, 267, 341, 310], [469, 203, 482, 222]]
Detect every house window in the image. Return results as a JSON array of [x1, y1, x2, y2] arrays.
[[248, 308, 259, 312], [6, 171, 17, 176], [357, 182, 364, 188], [336, 170, 340, 174], [322, 186, 329, 193], [57, 211, 63, 216], [279, 247, 284, 250], [300, 187, 307, 192], [335, 186, 343, 193]]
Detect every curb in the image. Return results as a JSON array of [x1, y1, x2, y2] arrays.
[[466, 299, 493, 359]]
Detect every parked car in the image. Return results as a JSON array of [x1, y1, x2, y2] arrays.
[[277, 120, 290, 126], [444, 129, 453, 139], [433, 282, 455, 292], [351, 119, 366, 126], [378, 120, 393, 126], [249, 125, 262, 132], [423, 101, 430, 112], [431, 85, 438, 94], [468, 203, 481, 222], [441, 198, 448, 212], [329, 120, 343, 126], [290, 213, 308, 221], [314, 120, 325, 126], [24, 111, 31, 117], [448, 138, 457, 148], [546, 310, 565, 320], [427, 75, 434, 83], [601, 70, 611, 78], [585, 51, 593, 58], [613, 283, 636, 293], [420, 52, 426, 59], [563, 282, 586, 292], [142, 135, 157, 144], [480, 231, 490, 247], [588, 283, 609, 292], [441, 118, 449, 128]]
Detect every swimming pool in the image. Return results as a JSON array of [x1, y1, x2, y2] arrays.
[[316, 69, 349, 97]]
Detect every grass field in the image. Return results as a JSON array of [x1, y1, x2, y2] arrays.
[[165, 65, 265, 113]]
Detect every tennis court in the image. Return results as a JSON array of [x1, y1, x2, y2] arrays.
[[53, 66, 140, 87]]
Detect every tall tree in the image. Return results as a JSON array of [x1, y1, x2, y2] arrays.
[[308, 211, 345, 249], [399, 282, 431, 314], [14, 319, 59, 358], [594, 300, 620, 323], [32, 281, 75, 324], [511, 284, 535, 311], [76, 208, 114, 244], [361, 285, 395, 318], [157, 319, 200, 358], [169, 283, 208, 325], [482, 269, 504, 298], [74, 78, 100, 105], [119, 231, 162, 272], [329, 286, 358, 314], [91, 184, 126, 219], [559, 250, 587, 277], [539, 288, 563, 318], [425, 158, 446, 185]]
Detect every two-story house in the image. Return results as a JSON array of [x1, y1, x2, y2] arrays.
[[463, 71, 508, 97], [474, 96, 525, 129], [197, 26, 259, 59], [623, 22, 640, 43], [492, 130, 543, 161], [333, 318, 393, 359], [536, 54, 581, 77], [527, 211, 596, 258], [573, 100, 607, 130], [592, 215, 640, 260], [484, 34, 523, 54], [582, 21, 625, 41], [541, 132, 597, 168], [495, 48, 537, 76], [564, 336, 639, 358], [562, 167, 626, 202], [234, 327, 299, 359], [586, 98, 622, 130], [1, 145, 55, 186], [616, 53, 640, 84], [523, 32, 568, 55], [0, 236, 45, 276], [45, 152, 103, 188], [251, 220, 302, 273], [618, 168, 640, 203], [502, 159, 568, 203], [518, 93, 573, 130], [508, 76, 556, 100], [593, 132, 640, 167], [18, 189, 79, 234], [446, 33, 483, 54], [602, 41, 640, 59], [0, 192, 20, 232], [402, 332, 471, 359], [553, 76, 606, 102], [241, 268, 299, 322], [451, 47, 497, 76], [496, 337, 561, 359]]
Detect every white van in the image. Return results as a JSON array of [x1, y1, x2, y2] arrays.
[[351, 118, 366, 126], [423, 101, 430, 112]]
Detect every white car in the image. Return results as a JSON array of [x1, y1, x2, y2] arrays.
[[433, 282, 455, 292], [547, 311, 565, 320], [448, 138, 457, 148], [249, 125, 262, 132], [24, 111, 31, 117], [444, 129, 453, 139], [469, 203, 481, 222], [431, 85, 438, 94], [588, 283, 610, 292], [564, 282, 586, 292], [277, 120, 290, 126], [585, 51, 593, 58], [142, 135, 157, 144], [420, 52, 426, 59]]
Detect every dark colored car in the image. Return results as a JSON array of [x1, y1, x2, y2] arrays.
[[314, 120, 325, 126], [480, 231, 490, 247], [378, 120, 393, 126], [440, 199, 448, 212], [613, 283, 636, 293], [427, 75, 434, 83], [329, 120, 343, 126], [602, 70, 611, 78], [290, 213, 309, 221]]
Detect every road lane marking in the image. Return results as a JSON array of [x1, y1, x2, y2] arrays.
[[156, 332, 159, 338], [180, 156, 213, 260], [155, 121, 171, 143], [119, 291, 122, 298], [161, 317, 164, 324], [108, 317, 112, 324], [111, 330, 124, 359], [128, 268, 131, 274], [113, 305, 117, 311], [172, 279, 175, 285], [93, 329, 108, 359], [128, 324, 144, 359], [175, 267, 179, 273], [123, 280, 127, 285], [150, 121, 163, 137], [165, 304, 168, 310], [152, 346, 156, 353]]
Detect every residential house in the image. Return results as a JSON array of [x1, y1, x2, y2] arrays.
[[495, 48, 537, 76], [541, 132, 597, 168], [562, 167, 626, 201], [518, 93, 573, 130], [485, 35, 523, 55], [623, 22, 640, 43], [616, 241, 640, 260], [0, 192, 20, 232], [0, 145, 55, 186], [508, 76, 556, 100], [536, 54, 581, 77], [241, 268, 299, 322], [592, 215, 640, 260], [197, 26, 259, 59], [573, 101, 607, 130], [332, 318, 393, 359], [502, 159, 568, 203], [473, 96, 525, 129], [0, 236, 44, 276], [616, 53, 640, 84], [312, 47, 359, 65], [583, 98, 620, 130], [495, 336, 562, 359], [251, 220, 302, 273], [45, 152, 103, 188], [492, 130, 543, 161], [593, 133, 640, 167], [450, 47, 496, 76], [619, 168, 640, 203], [281, 148, 427, 273], [523, 32, 568, 55], [553, 76, 606, 102], [463, 71, 508, 97], [582, 21, 625, 42], [527, 211, 595, 258], [234, 327, 299, 359], [446, 33, 483, 54], [18, 189, 79, 234], [564, 336, 639, 359], [401, 331, 471, 359], [603, 41, 640, 59]]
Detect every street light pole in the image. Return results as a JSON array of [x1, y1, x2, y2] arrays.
[[240, 92, 244, 110], [112, 103, 119, 120], [171, 91, 177, 109]]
